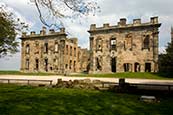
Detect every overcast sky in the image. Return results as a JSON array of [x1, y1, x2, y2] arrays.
[[0, 0, 173, 70]]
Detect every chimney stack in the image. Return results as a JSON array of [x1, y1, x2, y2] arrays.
[[40, 26, 46, 35]]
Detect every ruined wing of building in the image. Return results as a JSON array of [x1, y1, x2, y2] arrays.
[[20, 27, 90, 74], [20, 17, 161, 74], [88, 17, 161, 73]]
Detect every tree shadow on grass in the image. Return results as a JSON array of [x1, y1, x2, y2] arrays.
[[0, 85, 173, 115]]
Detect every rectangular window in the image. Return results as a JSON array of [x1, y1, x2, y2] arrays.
[[124, 63, 131, 72], [26, 44, 30, 54], [69, 60, 72, 69], [44, 43, 48, 53], [74, 48, 76, 57], [145, 63, 151, 72], [66, 45, 68, 55], [35, 42, 39, 54], [55, 43, 58, 52], [70, 46, 72, 56], [26, 59, 29, 70], [35, 59, 39, 70], [44, 59, 48, 72], [110, 38, 117, 50]]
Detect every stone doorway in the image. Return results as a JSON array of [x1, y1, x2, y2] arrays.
[[145, 63, 151, 72], [111, 57, 116, 72], [134, 62, 140, 72]]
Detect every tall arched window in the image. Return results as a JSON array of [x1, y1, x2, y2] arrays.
[[143, 35, 150, 49], [96, 38, 102, 51], [55, 42, 58, 52], [26, 44, 30, 54], [125, 34, 132, 50]]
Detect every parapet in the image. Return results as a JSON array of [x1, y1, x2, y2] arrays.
[[20, 27, 67, 39], [150, 17, 158, 24], [118, 18, 127, 26], [133, 19, 141, 25], [88, 17, 161, 32], [90, 24, 96, 30]]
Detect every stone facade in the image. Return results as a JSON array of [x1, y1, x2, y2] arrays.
[[20, 27, 89, 74], [88, 17, 161, 73]]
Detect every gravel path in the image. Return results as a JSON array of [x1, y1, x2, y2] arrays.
[[1, 75, 173, 85]]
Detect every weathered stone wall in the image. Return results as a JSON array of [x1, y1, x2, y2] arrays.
[[88, 17, 161, 73], [20, 27, 89, 74]]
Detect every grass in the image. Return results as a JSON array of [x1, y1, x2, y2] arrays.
[[70, 72, 173, 79], [0, 84, 173, 115], [0, 70, 56, 76], [0, 70, 173, 79]]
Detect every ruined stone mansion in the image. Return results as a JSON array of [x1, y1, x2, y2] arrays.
[[20, 28, 89, 74], [20, 17, 161, 74]]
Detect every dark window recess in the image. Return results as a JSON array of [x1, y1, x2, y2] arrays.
[[66, 64, 68, 69], [26, 59, 29, 70], [35, 59, 39, 70], [44, 43, 48, 53], [69, 60, 72, 69], [66, 45, 68, 55], [143, 35, 150, 50], [74, 48, 76, 57], [74, 61, 76, 72], [111, 57, 116, 72], [124, 63, 131, 72], [44, 59, 48, 72], [70, 46, 72, 56], [134, 63, 140, 72], [145, 63, 151, 72]]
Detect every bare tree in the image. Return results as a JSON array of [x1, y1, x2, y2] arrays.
[[30, 0, 100, 28]]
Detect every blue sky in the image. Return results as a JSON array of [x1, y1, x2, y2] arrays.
[[0, 0, 172, 70]]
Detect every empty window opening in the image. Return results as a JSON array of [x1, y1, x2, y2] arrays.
[[26, 44, 30, 54], [96, 38, 102, 51], [96, 56, 102, 71], [111, 57, 116, 72], [35, 59, 39, 70], [65, 64, 68, 69], [110, 38, 117, 50], [66, 45, 68, 55], [74, 48, 76, 57], [70, 46, 72, 56], [69, 60, 72, 69], [55, 43, 58, 52], [26, 59, 29, 70], [134, 63, 140, 72], [145, 63, 151, 72], [44, 59, 48, 72], [124, 63, 131, 72], [44, 42, 48, 53], [74, 61, 76, 72], [125, 34, 132, 50], [143, 35, 150, 49]]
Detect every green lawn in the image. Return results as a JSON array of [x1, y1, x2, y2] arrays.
[[0, 84, 173, 115], [0, 70, 56, 76], [70, 72, 173, 79], [0, 70, 173, 79]]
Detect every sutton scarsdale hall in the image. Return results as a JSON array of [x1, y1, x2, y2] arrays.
[[20, 17, 161, 74]]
